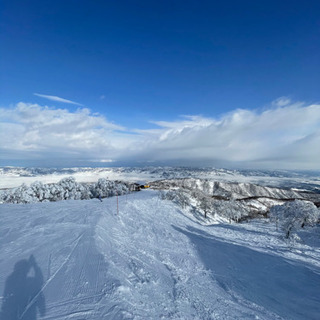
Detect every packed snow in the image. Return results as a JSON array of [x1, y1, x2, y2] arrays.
[[1, 189, 320, 319]]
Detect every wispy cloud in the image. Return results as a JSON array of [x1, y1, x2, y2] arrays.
[[271, 96, 291, 107], [34, 93, 84, 106], [1, 99, 320, 169]]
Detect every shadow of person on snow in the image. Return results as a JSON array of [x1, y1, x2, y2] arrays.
[[0, 255, 46, 320]]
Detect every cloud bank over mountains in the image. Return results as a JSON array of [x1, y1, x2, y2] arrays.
[[1, 100, 319, 169]]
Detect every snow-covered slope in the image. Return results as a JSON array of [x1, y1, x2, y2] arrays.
[[151, 178, 306, 200], [152, 178, 320, 223], [1, 190, 319, 319]]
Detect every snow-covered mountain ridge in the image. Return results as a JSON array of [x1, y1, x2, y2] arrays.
[[151, 178, 310, 200], [152, 178, 320, 224]]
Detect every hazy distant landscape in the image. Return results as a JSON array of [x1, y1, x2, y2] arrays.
[[1, 166, 320, 190]]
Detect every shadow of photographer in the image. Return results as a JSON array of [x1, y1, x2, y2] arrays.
[[1, 255, 46, 320]]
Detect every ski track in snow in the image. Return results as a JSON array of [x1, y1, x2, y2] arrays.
[[0, 190, 319, 319]]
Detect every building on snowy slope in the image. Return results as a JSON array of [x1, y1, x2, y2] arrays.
[[128, 183, 150, 192], [129, 183, 142, 192]]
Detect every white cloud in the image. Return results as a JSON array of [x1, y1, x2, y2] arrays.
[[0, 103, 134, 162], [34, 93, 84, 106], [271, 97, 291, 107], [1, 100, 320, 169], [134, 101, 320, 169], [90, 159, 114, 163]]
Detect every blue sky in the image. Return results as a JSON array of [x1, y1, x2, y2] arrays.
[[1, 0, 320, 169]]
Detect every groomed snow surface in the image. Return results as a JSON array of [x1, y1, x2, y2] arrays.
[[1, 190, 319, 319]]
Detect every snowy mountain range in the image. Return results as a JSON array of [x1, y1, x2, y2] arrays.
[[1, 166, 320, 191]]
